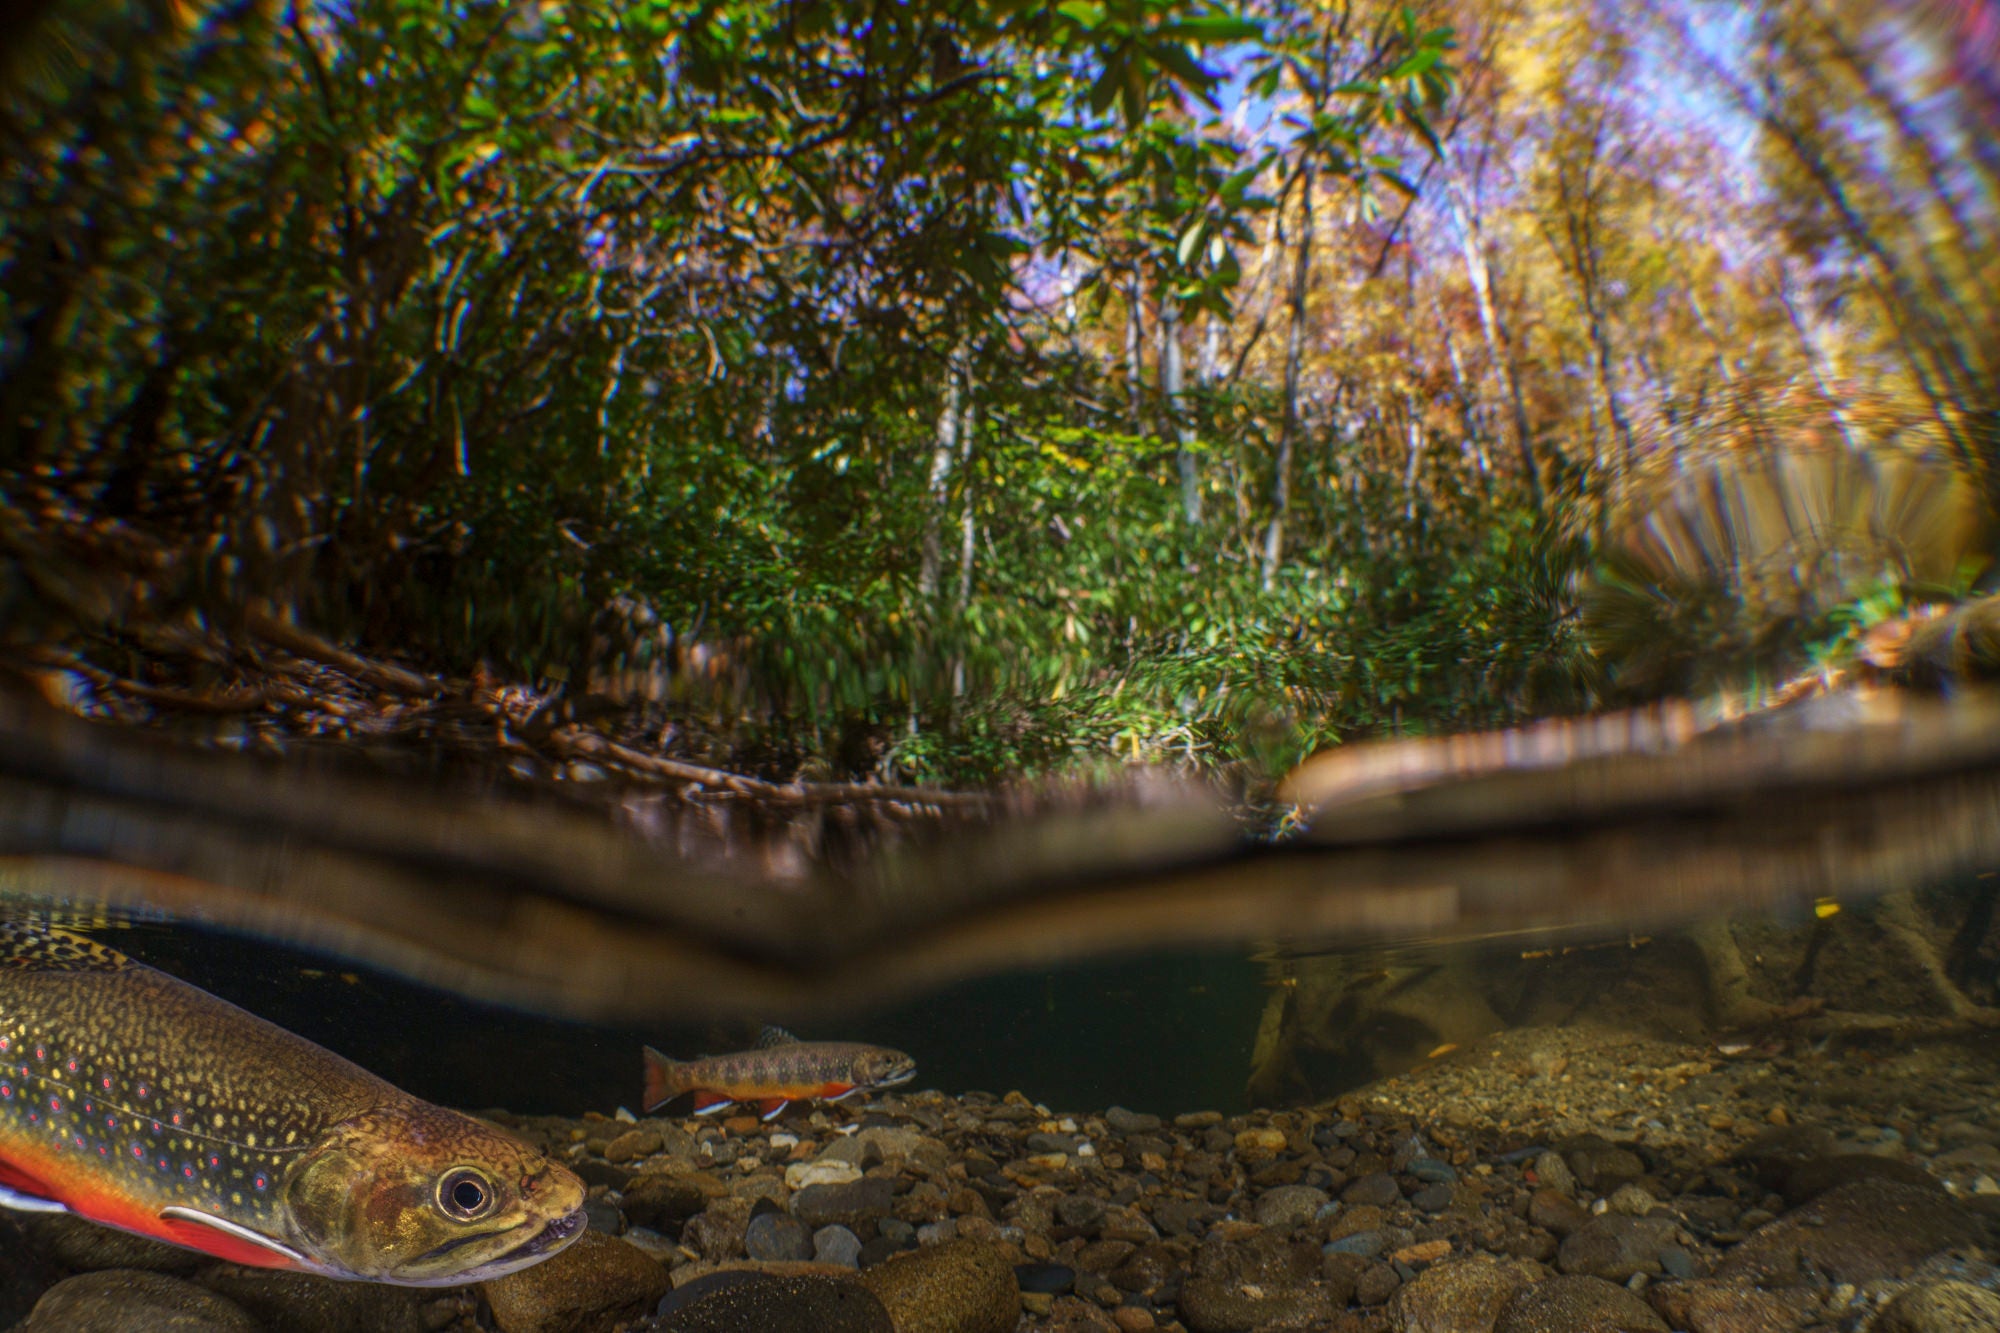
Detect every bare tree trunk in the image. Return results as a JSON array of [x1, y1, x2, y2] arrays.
[[1545, 117, 1635, 471], [1262, 162, 1314, 592], [1444, 161, 1541, 506], [1402, 393, 1425, 522], [1161, 294, 1201, 525], [1430, 286, 1490, 480], [918, 341, 969, 602], [956, 385, 977, 611], [1125, 266, 1146, 431]]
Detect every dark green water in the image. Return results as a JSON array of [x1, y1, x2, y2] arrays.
[[105, 924, 1268, 1119]]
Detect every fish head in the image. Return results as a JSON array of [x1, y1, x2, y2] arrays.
[[279, 1102, 586, 1285], [851, 1046, 917, 1091]]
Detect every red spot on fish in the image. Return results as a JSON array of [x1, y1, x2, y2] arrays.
[[65, 1059, 76, 1072], [1, 1085, 10, 1098], [0, 1037, 10, 1050], [47, 1098, 58, 1112], [182, 1165, 194, 1179], [100, 1077, 110, 1091], [33, 1047, 43, 1061]]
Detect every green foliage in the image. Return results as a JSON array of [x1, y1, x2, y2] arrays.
[[0, 0, 1588, 791]]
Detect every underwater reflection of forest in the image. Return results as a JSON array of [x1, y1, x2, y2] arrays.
[[92, 866, 2000, 1120]]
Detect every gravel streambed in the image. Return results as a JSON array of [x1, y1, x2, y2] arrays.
[[3, 1022, 1998, 1332]]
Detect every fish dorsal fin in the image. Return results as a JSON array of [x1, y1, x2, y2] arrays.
[[159, 1206, 314, 1268], [0, 922, 132, 972], [758, 1025, 800, 1049]]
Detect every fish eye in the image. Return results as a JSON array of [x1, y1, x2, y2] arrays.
[[438, 1168, 495, 1221]]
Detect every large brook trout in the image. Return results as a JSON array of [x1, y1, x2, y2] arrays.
[[0, 923, 585, 1284]]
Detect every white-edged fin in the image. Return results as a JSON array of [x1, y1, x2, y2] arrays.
[[826, 1087, 865, 1102], [759, 1099, 791, 1121], [0, 1183, 69, 1214], [757, 1026, 800, 1048], [692, 1099, 736, 1116], [159, 1206, 314, 1266]]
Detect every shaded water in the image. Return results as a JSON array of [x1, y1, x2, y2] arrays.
[[94, 923, 1269, 1120]]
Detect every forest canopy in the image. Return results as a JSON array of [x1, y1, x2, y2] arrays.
[[1, 0, 1995, 788]]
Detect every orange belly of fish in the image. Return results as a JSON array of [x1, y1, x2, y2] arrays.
[[0, 1136, 301, 1270], [689, 1081, 855, 1116]]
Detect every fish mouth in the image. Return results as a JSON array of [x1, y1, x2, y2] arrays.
[[406, 1205, 587, 1285], [523, 1205, 587, 1256]]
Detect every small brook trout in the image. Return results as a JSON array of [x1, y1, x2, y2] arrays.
[[643, 1026, 915, 1120], [0, 924, 585, 1284]]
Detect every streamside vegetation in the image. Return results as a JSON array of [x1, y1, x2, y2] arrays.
[[1, 0, 1994, 790]]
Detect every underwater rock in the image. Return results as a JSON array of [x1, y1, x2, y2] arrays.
[[194, 1264, 453, 1333], [792, 1176, 896, 1231], [1872, 1278, 2000, 1333], [482, 1230, 670, 1333], [1384, 1254, 1539, 1332], [853, 1238, 1019, 1333], [1644, 1279, 1826, 1333], [1714, 1178, 1984, 1285], [1251, 1184, 1328, 1230], [618, 1172, 712, 1230], [1492, 1274, 1669, 1333], [786, 1158, 864, 1190], [646, 1273, 893, 1332], [1529, 1150, 1575, 1195], [1555, 1214, 1681, 1282], [1015, 1262, 1076, 1295], [602, 1129, 664, 1164], [1556, 1136, 1647, 1192], [828, 1125, 952, 1174], [18, 1269, 260, 1332], [1105, 1108, 1160, 1134], [743, 1211, 815, 1262], [1178, 1230, 1341, 1332], [1341, 1173, 1402, 1208], [1729, 1125, 1837, 1193], [0, 1215, 63, 1327], [1778, 1152, 1942, 1206], [1055, 1192, 1108, 1234], [814, 1223, 865, 1267], [681, 1198, 753, 1261], [1106, 1242, 1186, 1296], [23, 1213, 206, 1276]]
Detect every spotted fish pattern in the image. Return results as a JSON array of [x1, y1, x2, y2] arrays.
[[642, 1027, 916, 1121], [0, 923, 586, 1284]]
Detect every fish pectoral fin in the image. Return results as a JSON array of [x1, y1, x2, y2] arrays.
[[824, 1086, 862, 1102], [0, 1182, 69, 1214], [159, 1206, 313, 1268], [691, 1094, 735, 1115], [756, 1098, 790, 1121]]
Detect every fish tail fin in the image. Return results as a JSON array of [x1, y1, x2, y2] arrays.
[[641, 1046, 683, 1112]]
